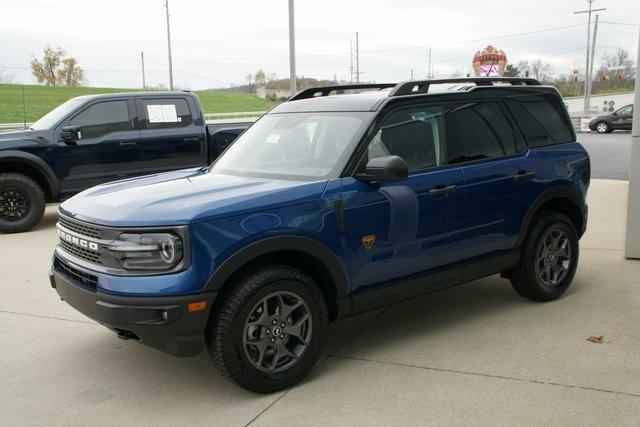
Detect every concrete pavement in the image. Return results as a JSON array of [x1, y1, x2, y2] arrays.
[[1, 179, 639, 426]]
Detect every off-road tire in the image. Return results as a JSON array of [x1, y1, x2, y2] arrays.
[[0, 173, 46, 234], [510, 212, 579, 301], [206, 263, 328, 393]]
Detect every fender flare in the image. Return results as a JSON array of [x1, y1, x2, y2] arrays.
[[0, 150, 59, 198], [515, 185, 585, 247], [203, 235, 349, 301]]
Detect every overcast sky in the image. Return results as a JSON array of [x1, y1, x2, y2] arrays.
[[1, 0, 638, 89]]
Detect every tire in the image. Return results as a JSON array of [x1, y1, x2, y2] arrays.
[[595, 121, 610, 134], [206, 263, 328, 393], [510, 212, 579, 302], [0, 173, 46, 234]]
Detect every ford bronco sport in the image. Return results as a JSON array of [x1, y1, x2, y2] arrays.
[[50, 77, 590, 393]]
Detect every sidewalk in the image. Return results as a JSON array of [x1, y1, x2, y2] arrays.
[[1, 179, 638, 426]]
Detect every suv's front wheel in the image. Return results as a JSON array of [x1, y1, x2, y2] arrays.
[[207, 264, 328, 393], [0, 173, 46, 234], [510, 212, 579, 301]]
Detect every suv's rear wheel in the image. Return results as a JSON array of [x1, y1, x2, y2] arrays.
[[207, 263, 328, 393], [510, 212, 579, 301], [0, 173, 46, 234]]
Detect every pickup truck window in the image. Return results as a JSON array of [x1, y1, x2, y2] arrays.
[[68, 100, 131, 139], [141, 99, 193, 129], [31, 97, 86, 130], [212, 112, 370, 180]]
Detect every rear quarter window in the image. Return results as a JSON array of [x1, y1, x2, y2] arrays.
[[506, 95, 574, 146]]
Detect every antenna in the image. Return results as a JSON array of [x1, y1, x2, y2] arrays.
[[22, 86, 26, 129]]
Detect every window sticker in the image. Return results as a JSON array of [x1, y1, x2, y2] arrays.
[[266, 134, 282, 144], [146, 104, 179, 123]]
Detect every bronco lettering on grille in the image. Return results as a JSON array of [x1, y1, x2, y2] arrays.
[[57, 228, 99, 251]]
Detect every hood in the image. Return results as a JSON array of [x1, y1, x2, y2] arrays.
[[0, 129, 51, 148], [590, 114, 612, 122], [60, 169, 328, 227]]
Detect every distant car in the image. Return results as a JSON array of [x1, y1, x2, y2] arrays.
[[589, 104, 633, 133]]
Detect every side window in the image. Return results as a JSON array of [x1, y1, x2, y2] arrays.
[[68, 101, 131, 139], [368, 106, 446, 172], [617, 105, 632, 117], [141, 98, 193, 129], [446, 101, 516, 163], [506, 96, 574, 146]]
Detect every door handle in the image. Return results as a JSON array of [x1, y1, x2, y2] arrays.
[[513, 170, 536, 182], [183, 137, 201, 143], [119, 141, 137, 147], [429, 184, 456, 197]]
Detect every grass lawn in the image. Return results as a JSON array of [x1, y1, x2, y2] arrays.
[[0, 84, 276, 123]]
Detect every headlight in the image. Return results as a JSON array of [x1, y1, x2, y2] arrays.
[[107, 233, 183, 271]]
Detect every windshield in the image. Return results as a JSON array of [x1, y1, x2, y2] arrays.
[[31, 97, 87, 130], [212, 112, 372, 180]]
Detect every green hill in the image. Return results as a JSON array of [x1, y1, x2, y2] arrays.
[[0, 84, 276, 123]]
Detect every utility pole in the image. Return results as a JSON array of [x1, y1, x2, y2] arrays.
[[164, 0, 174, 90], [355, 31, 360, 83], [428, 48, 432, 79], [410, 69, 414, 80], [141, 52, 146, 90], [625, 28, 640, 258], [586, 14, 599, 114], [575, 0, 605, 114], [349, 40, 354, 83], [288, 0, 296, 97]]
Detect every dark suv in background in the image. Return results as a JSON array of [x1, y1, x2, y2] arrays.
[[50, 78, 590, 392], [589, 104, 634, 133]]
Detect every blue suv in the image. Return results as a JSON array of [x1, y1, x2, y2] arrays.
[[50, 78, 590, 392]]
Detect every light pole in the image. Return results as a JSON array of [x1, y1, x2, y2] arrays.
[[624, 28, 640, 259], [575, 0, 605, 114], [165, 0, 174, 90], [288, 0, 296, 97]]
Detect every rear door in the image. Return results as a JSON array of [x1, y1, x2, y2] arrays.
[[446, 100, 544, 260], [136, 97, 205, 175], [55, 98, 140, 193]]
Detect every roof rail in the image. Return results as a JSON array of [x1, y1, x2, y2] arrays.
[[289, 83, 396, 101], [388, 77, 541, 97]]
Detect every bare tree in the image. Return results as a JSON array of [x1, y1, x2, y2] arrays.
[[597, 48, 635, 81], [31, 46, 85, 86], [0, 70, 15, 84], [516, 60, 555, 82]]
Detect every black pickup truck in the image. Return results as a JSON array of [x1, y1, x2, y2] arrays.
[[0, 91, 253, 233]]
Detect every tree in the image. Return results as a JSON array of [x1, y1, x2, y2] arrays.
[[503, 64, 520, 77], [31, 46, 84, 86], [596, 48, 635, 82], [517, 60, 555, 82], [0, 70, 15, 84]]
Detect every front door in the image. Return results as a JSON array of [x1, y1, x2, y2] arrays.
[[55, 99, 140, 195], [136, 97, 205, 175], [342, 104, 466, 299], [615, 105, 633, 130]]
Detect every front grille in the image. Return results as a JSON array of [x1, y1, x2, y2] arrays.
[[59, 239, 102, 264], [54, 257, 98, 288], [59, 215, 101, 239]]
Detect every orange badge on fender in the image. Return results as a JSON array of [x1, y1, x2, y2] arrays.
[[361, 234, 376, 249]]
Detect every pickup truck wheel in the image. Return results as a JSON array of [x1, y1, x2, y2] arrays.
[[0, 173, 46, 234], [510, 212, 579, 301], [206, 263, 328, 393]]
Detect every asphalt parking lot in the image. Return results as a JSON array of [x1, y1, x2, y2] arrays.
[[579, 132, 631, 180], [1, 183, 639, 425]]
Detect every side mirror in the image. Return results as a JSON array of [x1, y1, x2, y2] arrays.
[[356, 155, 408, 182], [60, 126, 80, 143]]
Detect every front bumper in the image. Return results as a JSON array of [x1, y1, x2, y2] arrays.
[[49, 256, 217, 357]]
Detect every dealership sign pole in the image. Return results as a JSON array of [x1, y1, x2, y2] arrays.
[[625, 29, 640, 259]]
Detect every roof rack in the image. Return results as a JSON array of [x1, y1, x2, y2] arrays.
[[289, 83, 396, 101], [388, 77, 540, 97]]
